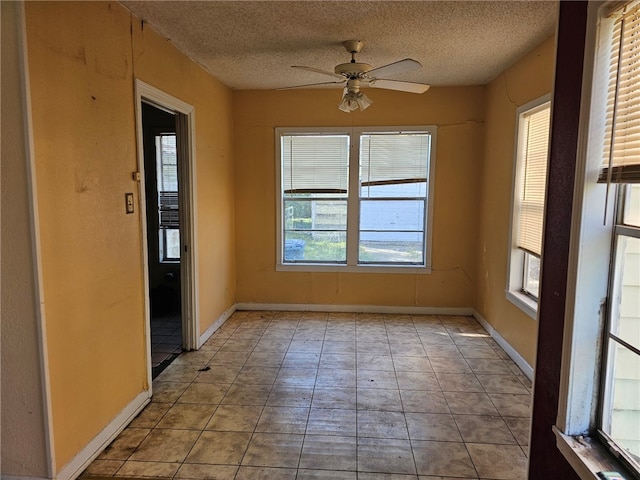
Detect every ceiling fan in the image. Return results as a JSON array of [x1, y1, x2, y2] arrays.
[[281, 40, 430, 112]]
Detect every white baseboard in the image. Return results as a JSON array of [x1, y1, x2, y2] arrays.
[[55, 390, 150, 480], [235, 302, 474, 316], [198, 304, 237, 348], [473, 310, 534, 380]]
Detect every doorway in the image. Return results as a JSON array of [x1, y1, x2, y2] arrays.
[[142, 103, 182, 378], [135, 80, 199, 384]]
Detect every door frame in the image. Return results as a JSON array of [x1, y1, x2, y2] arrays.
[[134, 80, 200, 385]]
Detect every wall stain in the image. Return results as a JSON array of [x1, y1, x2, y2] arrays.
[[41, 39, 86, 65], [94, 54, 129, 80], [32, 20, 86, 63], [75, 174, 89, 194]]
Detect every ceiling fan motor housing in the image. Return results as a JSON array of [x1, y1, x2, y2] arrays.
[[334, 62, 372, 78]]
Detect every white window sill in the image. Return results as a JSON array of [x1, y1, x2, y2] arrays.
[[276, 263, 432, 274], [553, 426, 636, 480], [506, 289, 537, 319]]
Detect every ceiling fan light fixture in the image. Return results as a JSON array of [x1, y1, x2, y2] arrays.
[[338, 90, 371, 112], [356, 91, 372, 111], [338, 90, 358, 112], [338, 81, 372, 113]]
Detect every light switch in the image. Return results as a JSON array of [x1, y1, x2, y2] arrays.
[[125, 193, 134, 214]]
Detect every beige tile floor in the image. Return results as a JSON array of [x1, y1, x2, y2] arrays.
[[82, 311, 532, 480]]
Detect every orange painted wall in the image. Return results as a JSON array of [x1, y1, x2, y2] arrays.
[[24, 1, 234, 468], [233, 87, 484, 307], [475, 36, 556, 366]]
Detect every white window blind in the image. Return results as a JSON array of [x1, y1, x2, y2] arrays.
[[517, 104, 551, 256], [282, 135, 349, 194], [600, 0, 640, 183], [360, 133, 429, 192]]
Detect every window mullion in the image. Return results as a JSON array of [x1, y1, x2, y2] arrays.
[[346, 130, 360, 266]]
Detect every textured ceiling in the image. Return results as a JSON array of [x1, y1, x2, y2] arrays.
[[121, 1, 558, 90]]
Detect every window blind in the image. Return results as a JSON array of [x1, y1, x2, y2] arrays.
[[282, 135, 349, 195], [517, 105, 551, 256], [156, 134, 179, 229], [159, 191, 179, 228], [599, 0, 640, 184], [360, 134, 429, 190]]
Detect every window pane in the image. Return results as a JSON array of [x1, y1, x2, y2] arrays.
[[359, 231, 424, 264], [160, 228, 180, 261], [157, 135, 178, 191], [611, 235, 640, 352], [523, 253, 541, 299], [283, 198, 347, 263], [360, 200, 424, 231], [602, 339, 640, 469], [624, 184, 640, 228], [284, 231, 346, 263], [284, 200, 347, 231]]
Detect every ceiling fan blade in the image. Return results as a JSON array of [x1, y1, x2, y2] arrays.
[[277, 80, 346, 91], [292, 65, 345, 80], [367, 58, 422, 78], [368, 79, 430, 94]]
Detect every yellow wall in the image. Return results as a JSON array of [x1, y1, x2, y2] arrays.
[[24, 1, 235, 468], [233, 87, 484, 307], [475, 36, 556, 366]]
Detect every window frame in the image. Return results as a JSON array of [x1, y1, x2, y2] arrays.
[[506, 95, 552, 319], [275, 126, 437, 273]]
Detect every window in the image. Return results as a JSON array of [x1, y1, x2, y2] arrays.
[[507, 97, 552, 317], [597, 1, 640, 472], [600, 185, 640, 472], [555, 2, 640, 478], [156, 134, 180, 262], [276, 127, 436, 272]]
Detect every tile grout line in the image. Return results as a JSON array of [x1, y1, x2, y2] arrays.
[[402, 317, 422, 478], [231, 311, 280, 479], [295, 311, 326, 476], [174, 315, 244, 478]]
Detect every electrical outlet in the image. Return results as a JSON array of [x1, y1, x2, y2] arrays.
[[125, 193, 134, 214]]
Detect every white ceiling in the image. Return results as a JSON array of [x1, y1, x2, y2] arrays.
[[121, 1, 558, 90]]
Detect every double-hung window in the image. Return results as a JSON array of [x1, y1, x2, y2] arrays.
[[276, 127, 436, 272], [556, 2, 640, 477], [156, 133, 180, 262], [597, 1, 640, 472], [507, 97, 552, 317]]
